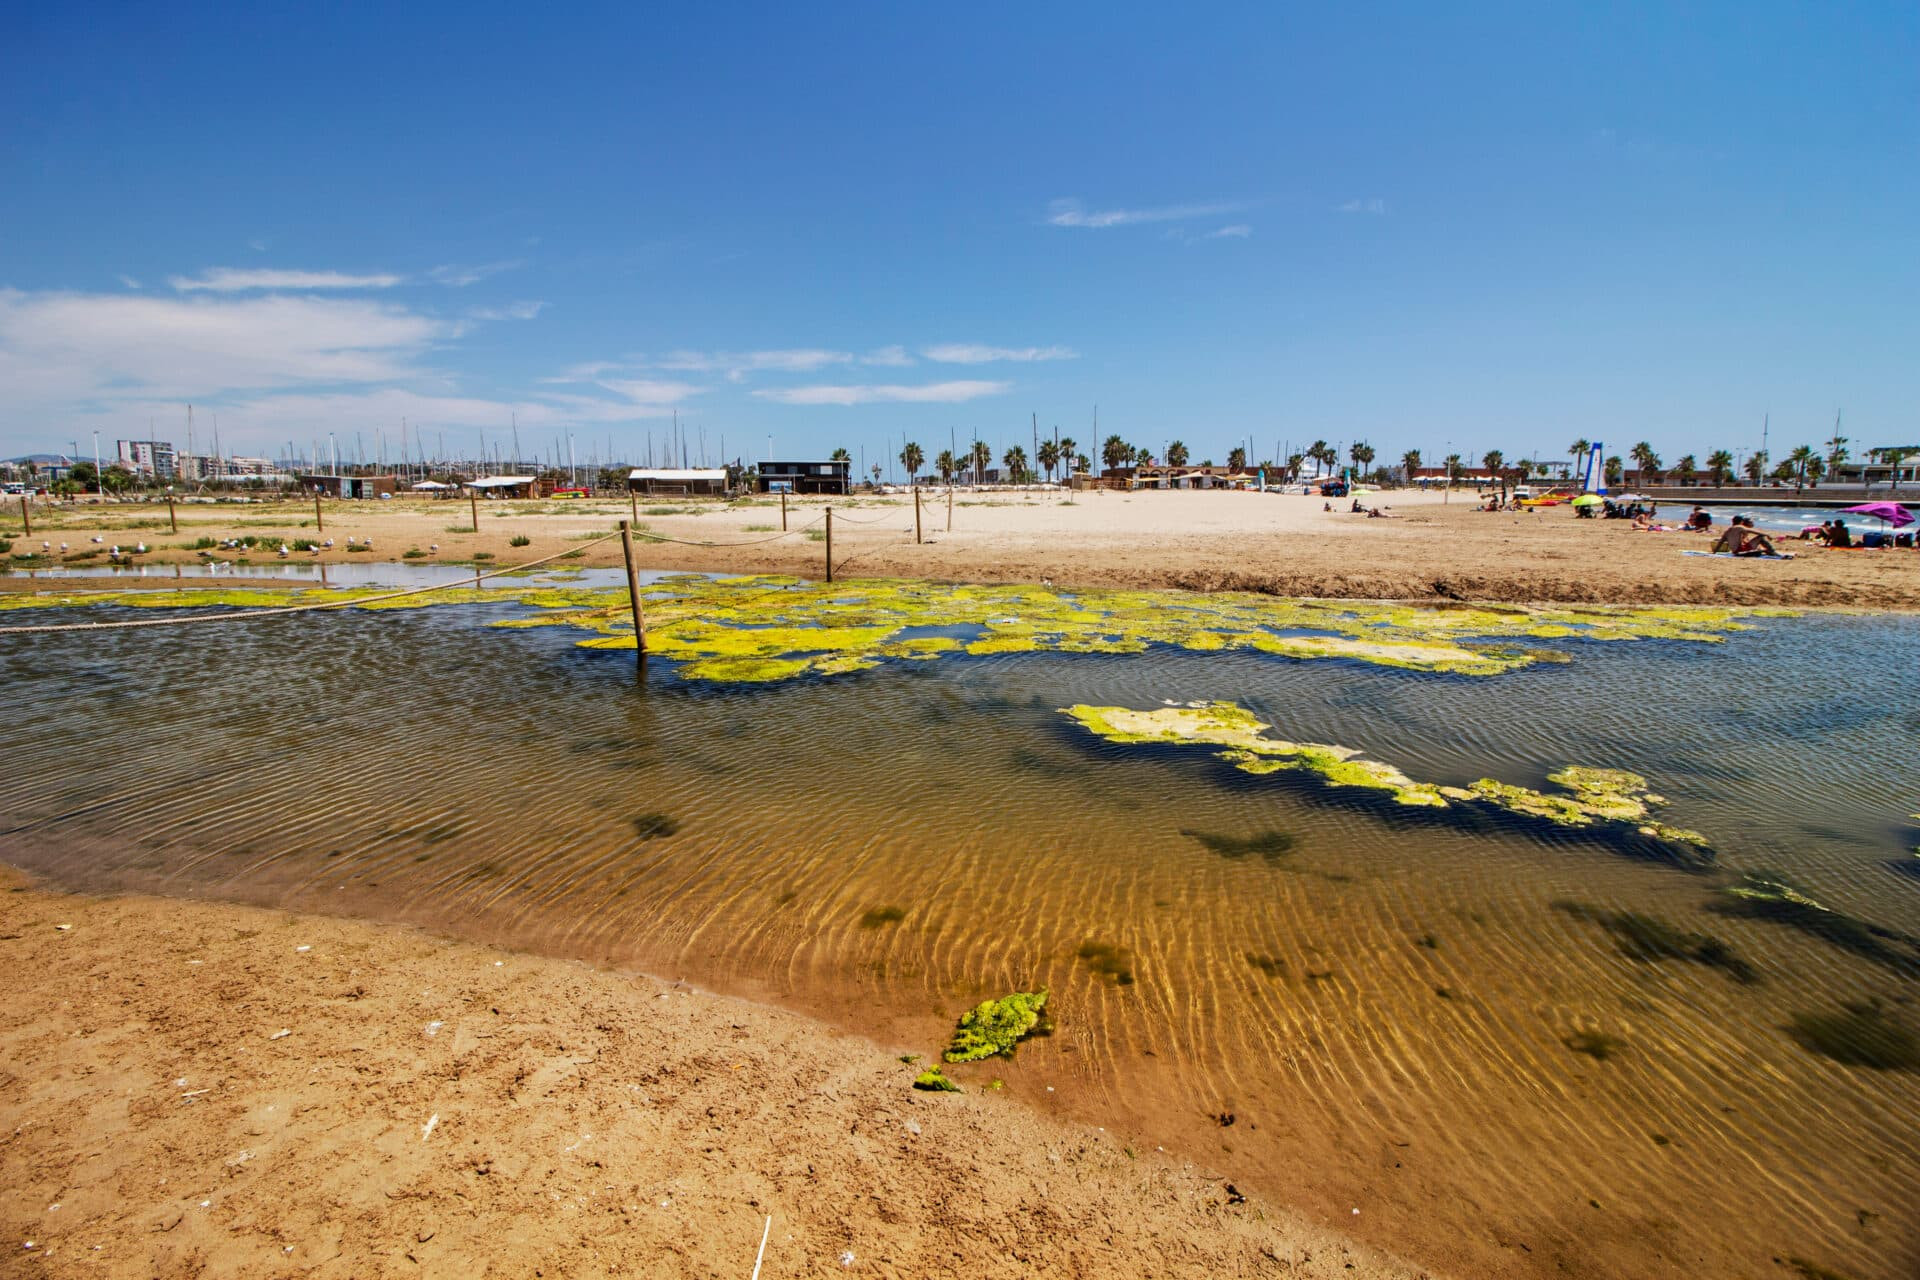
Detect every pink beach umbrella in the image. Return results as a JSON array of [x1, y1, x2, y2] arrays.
[[1841, 502, 1914, 529]]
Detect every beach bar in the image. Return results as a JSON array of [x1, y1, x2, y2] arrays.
[[758, 459, 851, 495], [299, 474, 398, 499], [628, 467, 729, 497]]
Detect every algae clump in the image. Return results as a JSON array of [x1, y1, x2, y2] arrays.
[[912, 1068, 962, 1092], [944, 990, 1049, 1063]]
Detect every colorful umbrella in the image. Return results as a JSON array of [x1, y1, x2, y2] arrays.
[[1841, 502, 1914, 528], [1570, 494, 1604, 507]]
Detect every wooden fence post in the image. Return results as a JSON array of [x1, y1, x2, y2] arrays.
[[913, 485, 921, 544], [946, 485, 953, 533], [780, 490, 787, 531], [469, 488, 479, 532], [315, 491, 324, 532], [166, 494, 177, 534], [629, 486, 638, 525], [19, 495, 30, 537], [825, 507, 833, 583], [619, 520, 647, 660]]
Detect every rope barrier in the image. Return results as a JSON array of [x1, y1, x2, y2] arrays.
[[0, 531, 625, 635], [630, 515, 826, 548]]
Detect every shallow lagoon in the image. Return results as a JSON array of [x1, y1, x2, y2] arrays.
[[1, 582, 1915, 1278]]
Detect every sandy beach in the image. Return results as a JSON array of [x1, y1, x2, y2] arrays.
[[0, 870, 1425, 1279], [5, 487, 1916, 609]]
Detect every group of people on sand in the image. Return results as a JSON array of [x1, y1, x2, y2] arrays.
[[1709, 514, 1787, 557]]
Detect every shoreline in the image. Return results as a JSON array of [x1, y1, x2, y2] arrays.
[[0, 868, 1430, 1278], [5, 489, 1918, 610]]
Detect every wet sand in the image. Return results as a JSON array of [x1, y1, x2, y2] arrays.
[[6, 487, 1917, 609], [0, 870, 1426, 1278]]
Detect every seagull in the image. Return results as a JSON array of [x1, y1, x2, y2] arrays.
[[429, 543, 438, 552], [91, 535, 103, 544], [40, 541, 48, 550], [278, 544, 290, 557], [324, 538, 335, 548], [135, 542, 147, 554], [59, 542, 68, 551]]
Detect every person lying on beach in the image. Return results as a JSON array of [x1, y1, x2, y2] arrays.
[[1711, 520, 1783, 556], [1366, 505, 1399, 518], [1687, 506, 1712, 530], [1631, 513, 1672, 531]]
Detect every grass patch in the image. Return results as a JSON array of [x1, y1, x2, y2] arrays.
[[631, 812, 681, 840], [804, 530, 826, 542], [0, 538, 11, 555], [1786, 999, 1920, 1071], [445, 524, 478, 533], [1182, 827, 1295, 862], [1077, 940, 1135, 985], [471, 551, 495, 561], [860, 905, 906, 928], [403, 548, 428, 559], [743, 524, 776, 532], [346, 543, 371, 552], [184, 536, 218, 549], [509, 534, 531, 547]]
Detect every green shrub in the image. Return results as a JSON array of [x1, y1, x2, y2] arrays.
[[403, 548, 428, 559], [509, 534, 531, 547]]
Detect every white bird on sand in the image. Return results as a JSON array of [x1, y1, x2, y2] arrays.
[[324, 538, 335, 548], [278, 544, 290, 556], [90, 535, 102, 544], [429, 543, 438, 552], [135, 542, 147, 554], [40, 541, 48, 550], [109, 545, 120, 556], [59, 542, 68, 551]]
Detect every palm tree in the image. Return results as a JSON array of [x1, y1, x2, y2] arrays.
[[900, 441, 924, 486], [1786, 444, 1816, 494], [1825, 425, 1849, 481], [870, 463, 882, 487], [1002, 445, 1028, 483], [969, 439, 991, 485], [1569, 438, 1590, 471], [830, 447, 851, 463], [1308, 439, 1337, 477], [1074, 452, 1089, 474], [1036, 438, 1060, 483], [1057, 436, 1078, 476], [935, 449, 957, 483], [1604, 455, 1624, 487], [1706, 449, 1734, 488], [1351, 442, 1375, 478], [1443, 453, 1462, 488], [1227, 446, 1247, 470], [1877, 446, 1910, 494], [1744, 450, 1768, 485], [1628, 442, 1661, 487], [1673, 454, 1697, 486], [1165, 440, 1189, 467], [1401, 449, 1422, 483], [1101, 434, 1131, 471], [1481, 449, 1505, 482], [1286, 452, 1304, 482]]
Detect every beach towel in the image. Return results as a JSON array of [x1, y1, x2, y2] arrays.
[[1681, 550, 1795, 560]]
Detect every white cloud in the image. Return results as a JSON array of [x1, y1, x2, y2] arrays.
[[651, 348, 854, 382], [861, 345, 913, 367], [118, 275, 141, 289], [1046, 198, 1245, 228], [428, 260, 525, 287], [593, 378, 703, 406], [170, 267, 406, 292], [921, 343, 1076, 364], [462, 300, 546, 323], [247, 238, 269, 252], [0, 288, 444, 408], [751, 380, 1010, 406], [1337, 198, 1387, 215], [1205, 224, 1252, 239]]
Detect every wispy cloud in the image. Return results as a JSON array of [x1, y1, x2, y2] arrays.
[[653, 348, 853, 381], [1336, 198, 1387, 215], [751, 380, 1010, 406], [920, 343, 1076, 364], [247, 238, 269, 252], [861, 344, 913, 367], [169, 267, 406, 292], [593, 378, 703, 406], [428, 260, 525, 287], [1046, 198, 1246, 229], [117, 275, 141, 289], [462, 300, 546, 323], [1205, 224, 1252, 239]]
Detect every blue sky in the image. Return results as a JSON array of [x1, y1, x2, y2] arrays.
[[2, 2, 1913, 472]]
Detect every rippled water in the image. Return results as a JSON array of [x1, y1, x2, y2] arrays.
[[2, 595, 1916, 1278]]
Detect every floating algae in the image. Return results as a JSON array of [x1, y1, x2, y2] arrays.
[[1061, 702, 1713, 854], [1181, 828, 1297, 862], [1710, 873, 1920, 976], [0, 576, 1784, 686], [1786, 999, 1920, 1071], [912, 1067, 962, 1092], [943, 990, 1049, 1063]]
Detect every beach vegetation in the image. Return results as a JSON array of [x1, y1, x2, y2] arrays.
[[1710, 874, 1920, 975], [1564, 1030, 1626, 1060], [912, 1067, 962, 1092], [1786, 1000, 1920, 1071], [510, 534, 531, 547], [1552, 900, 1758, 983], [403, 548, 428, 558], [943, 990, 1049, 1062], [631, 812, 681, 839], [1077, 940, 1135, 985], [1182, 828, 1296, 862]]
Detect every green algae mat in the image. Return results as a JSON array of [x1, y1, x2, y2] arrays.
[[0, 574, 1788, 685]]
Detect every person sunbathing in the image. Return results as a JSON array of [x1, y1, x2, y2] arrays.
[[1712, 519, 1782, 556]]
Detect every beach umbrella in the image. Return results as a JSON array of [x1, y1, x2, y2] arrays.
[[1570, 494, 1603, 507], [1841, 502, 1913, 528]]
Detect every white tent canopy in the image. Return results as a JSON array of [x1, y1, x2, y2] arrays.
[[628, 468, 727, 483], [411, 480, 454, 490], [467, 475, 537, 489]]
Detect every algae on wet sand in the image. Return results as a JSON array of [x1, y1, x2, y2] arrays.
[[944, 990, 1049, 1063]]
